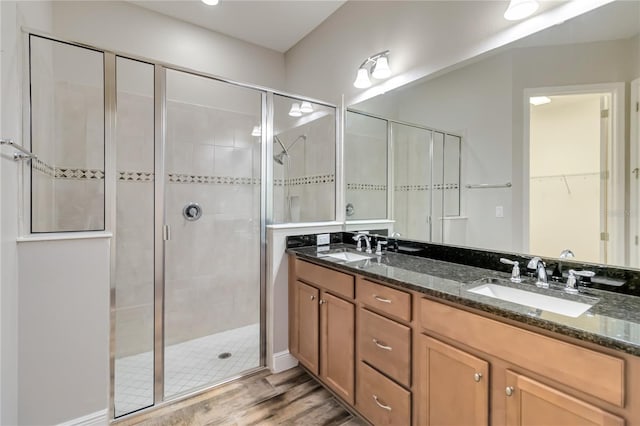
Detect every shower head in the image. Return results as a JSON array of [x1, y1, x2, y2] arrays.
[[273, 134, 307, 165], [273, 136, 289, 165]]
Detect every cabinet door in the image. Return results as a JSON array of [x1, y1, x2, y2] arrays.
[[505, 370, 624, 426], [418, 335, 489, 426], [296, 281, 319, 375], [321, 292, 355, 405]]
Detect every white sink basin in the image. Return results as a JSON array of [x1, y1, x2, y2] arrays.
[[467, 283, 596, 318], [319, 251, 373, 263]]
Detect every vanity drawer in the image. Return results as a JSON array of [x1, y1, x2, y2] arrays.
[[420, 298, 625, 407], [357, 278, 411, 321], [359, 308, 411, 387], [295, 259, 354, 299], [356, 361, 411, 426]]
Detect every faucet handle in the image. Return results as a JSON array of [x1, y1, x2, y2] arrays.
[[565, 269, 595, 294], [500, 258, 522, 283], [375, 240, 388, 256]]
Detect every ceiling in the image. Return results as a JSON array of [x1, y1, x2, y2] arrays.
[[129, 0, 346, 53]]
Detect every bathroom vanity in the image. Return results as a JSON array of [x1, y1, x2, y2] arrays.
[[287, 244, 640, 426]]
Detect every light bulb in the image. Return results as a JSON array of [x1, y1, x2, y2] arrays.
[[300, 101, 314, 113], [504, 0, 539, 21], [372, 56, 391, 79], [289, 103, 302, 117], [202, 0, 219, 5], [251, 126, 261, 136], [353, 68, 372, 89], [529, 96, 551, 106]]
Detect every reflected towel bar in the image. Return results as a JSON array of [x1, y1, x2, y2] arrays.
[[1, 139, 37, 161], [465, 182, 512, 189]]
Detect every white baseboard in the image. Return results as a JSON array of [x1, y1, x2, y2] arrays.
[[272, 350, 298, 373], [57, 409, 108, 426]]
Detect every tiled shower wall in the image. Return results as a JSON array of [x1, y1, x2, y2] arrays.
[[273, 113, 336, 223]]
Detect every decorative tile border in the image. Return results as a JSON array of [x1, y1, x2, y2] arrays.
[[32, 158, 55, 177], [347, 183, 387, 191], [287, 174, 335, 186], [119, 171, 154, 182], [168, 173, 259, 185], [55, 168, 105, 180], [395, 183, 459, 191]]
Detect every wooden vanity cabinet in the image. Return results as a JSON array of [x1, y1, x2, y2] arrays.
[[289, 256, 639, 426], [417, 335, 489, 426], [504, 370, 624, 426], [289, 258, 355, 405]]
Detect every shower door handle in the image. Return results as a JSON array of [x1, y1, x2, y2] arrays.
[[163, 224, 171, 241]]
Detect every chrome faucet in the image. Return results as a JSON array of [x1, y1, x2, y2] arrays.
[[565, 269, 595, 294], [353, 233, 372, 254], [500, 258, 522, 283], [527, 257, 548, 288]]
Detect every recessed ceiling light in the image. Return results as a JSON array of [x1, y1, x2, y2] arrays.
[[202, 0, 219, 5], [530, 96, 551, 106]]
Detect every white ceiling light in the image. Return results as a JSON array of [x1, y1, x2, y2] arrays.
[[530, 96, 551, 106], [251, 125, 261, 136], [371, 55, 391, 79], [300, 101, 314, 113], [289, 103, 302, 117], [353, 68, 372, 89], [504, 0, 539, 21], [353, 50, 391, 89], [202, 0, 219, 5]]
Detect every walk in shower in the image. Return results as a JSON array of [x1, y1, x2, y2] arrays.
[[112, 59, 263, 416], [27, 33, 337, 419]]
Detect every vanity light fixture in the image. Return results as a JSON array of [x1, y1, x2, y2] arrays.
[[202, 0, 219, 5], [353, 50, 391, 89], [530, 96, 551, 106], [288, 103, 302, 117], [251, 125, 261, 137], [504, 0, 539, 21]]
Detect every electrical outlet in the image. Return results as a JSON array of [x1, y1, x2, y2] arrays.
[[317, 233, 330, 245], [495, 206, 504, 218]]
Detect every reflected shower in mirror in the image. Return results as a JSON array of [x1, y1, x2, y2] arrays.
[[272, 94, 336, 223], [344, 111, 387, 220], [351, 0, 640, 269]]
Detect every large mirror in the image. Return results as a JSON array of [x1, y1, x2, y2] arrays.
[[348, 0, 640, 269]]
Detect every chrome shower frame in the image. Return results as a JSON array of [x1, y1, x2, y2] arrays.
[[20, 27, 338, 423]]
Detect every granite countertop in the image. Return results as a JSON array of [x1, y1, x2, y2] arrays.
[[288, 244, 640, 357]]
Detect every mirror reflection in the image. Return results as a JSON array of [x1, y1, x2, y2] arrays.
[[349, 0, 640, 269]]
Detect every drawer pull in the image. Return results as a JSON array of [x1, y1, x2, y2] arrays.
[[372, 338, 392, 351], [373, 295, 392, 303], [474, 372, 483, 382], [372, 395, 392, 411]]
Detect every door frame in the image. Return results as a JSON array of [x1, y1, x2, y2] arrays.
[[522, 82, 625, 264], [630, 78, 640, 267]]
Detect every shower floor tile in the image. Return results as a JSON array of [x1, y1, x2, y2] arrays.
[[115, 323, 260, 417]]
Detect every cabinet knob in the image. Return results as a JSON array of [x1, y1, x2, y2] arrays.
[[310, 295, 315, 301], [505, 386, 514, 397], [319, 299, 326, 305], [474, 372, 482, 382]]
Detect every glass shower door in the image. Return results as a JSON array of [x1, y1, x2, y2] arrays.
[[163, 69, 263, 399]]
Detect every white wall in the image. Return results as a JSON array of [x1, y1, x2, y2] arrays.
[[17, 238, 110, 425], [1, 3, 54, 424], [52, 1, 285, 90]]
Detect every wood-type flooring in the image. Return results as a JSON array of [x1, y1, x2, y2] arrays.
[[117, 366, 367, 426]]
